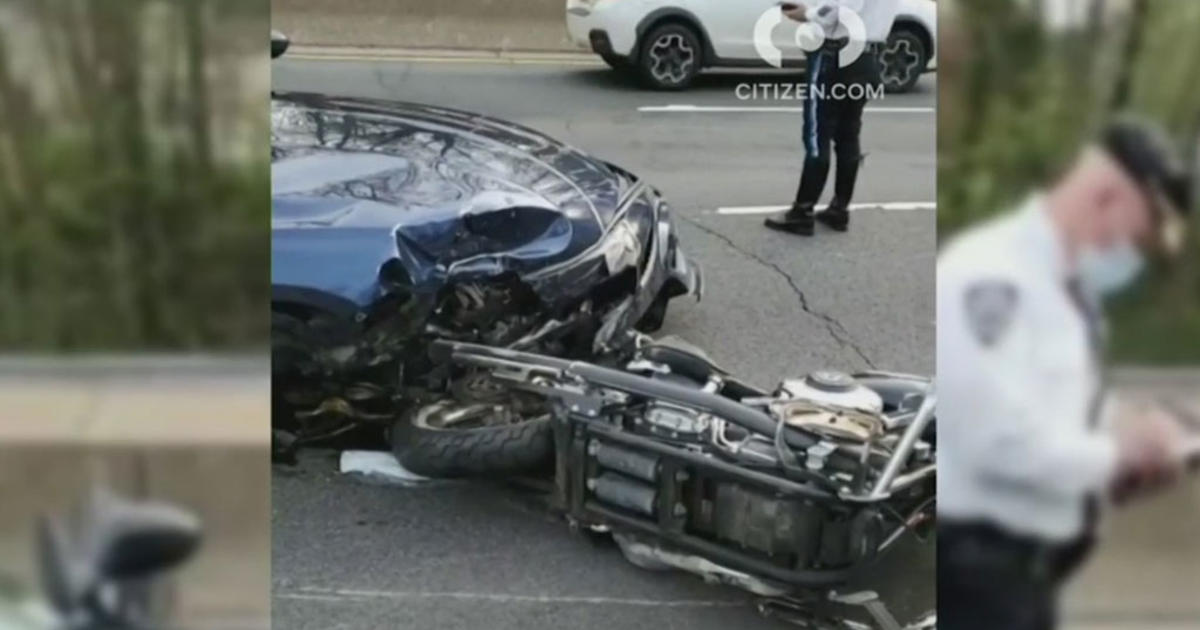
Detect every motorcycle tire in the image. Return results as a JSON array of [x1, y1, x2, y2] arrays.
[[270, 311, 311, 434], [391, 403, 553, 478]]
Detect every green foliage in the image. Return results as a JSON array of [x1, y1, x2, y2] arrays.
[[939, 0, 1200, 364], [0, 1, 268, 350]]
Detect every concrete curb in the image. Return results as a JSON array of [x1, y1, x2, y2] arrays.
[[0, 353, 267, 377], [272, 0, 578, 53], [0, 355, 268, 446], [1111, 366, 1200, 388], [285, 44, 602, 65]]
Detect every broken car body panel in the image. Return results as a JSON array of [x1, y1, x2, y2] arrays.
[[270, 93, 701, 407], [272, 94, 699, 320]]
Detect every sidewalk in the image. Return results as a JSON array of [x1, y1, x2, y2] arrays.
[[1062, 473, 1200, 628], [0, 355, 268, 445], [1065, 369, 1200, 628], [273, 0, 577, 53]]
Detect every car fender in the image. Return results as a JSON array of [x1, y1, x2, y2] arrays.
[[895, 0, 937, 63], [272, 285, 366, 332]]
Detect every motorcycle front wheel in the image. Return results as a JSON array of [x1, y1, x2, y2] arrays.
[[391, 374, 553, 477]]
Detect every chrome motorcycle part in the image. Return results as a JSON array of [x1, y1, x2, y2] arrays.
[[774, 400, 885, 443], [641, 403, 711, 441], [782, 372, 884, 413]]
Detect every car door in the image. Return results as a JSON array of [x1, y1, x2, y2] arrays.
[[693, 0, 804, 64]]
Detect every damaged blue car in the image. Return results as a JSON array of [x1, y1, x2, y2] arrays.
[[270, 92, 702, 465]]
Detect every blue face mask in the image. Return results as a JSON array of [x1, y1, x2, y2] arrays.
[[1077, 240, 1145, 298]]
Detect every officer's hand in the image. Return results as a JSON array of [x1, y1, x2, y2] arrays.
[[781, 4, 806, 22], [1112, 406, 1186, 503]]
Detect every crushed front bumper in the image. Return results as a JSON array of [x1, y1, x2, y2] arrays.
[[669, 240, 703, 299], [661, 212, 702, 301], [589, 182, 702, 351]]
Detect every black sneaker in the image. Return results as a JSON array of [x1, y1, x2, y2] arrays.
[[764, 205, 815, 236], [816, 204, 849, 232]]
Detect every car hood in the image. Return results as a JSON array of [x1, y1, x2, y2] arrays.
[[272, 93, 632, 306]]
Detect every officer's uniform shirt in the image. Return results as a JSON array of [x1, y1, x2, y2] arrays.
[[937, 195, 1118, 543], [804, 0, 900, 43]]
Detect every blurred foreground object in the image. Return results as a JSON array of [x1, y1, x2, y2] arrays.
[[270, 29, 289, 59], [939, 0, 1200, 363], [0, 356, 270, 626], [0, 0, 268, 351], [0, 485, 200, 630], [0, 5, 270, 627], [936, 115, 1195, 630], [1099, 116, 1193, 256]]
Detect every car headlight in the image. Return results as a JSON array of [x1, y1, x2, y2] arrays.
[[601, 220, 642, 273]]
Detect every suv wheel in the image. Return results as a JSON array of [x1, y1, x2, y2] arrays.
[[879, 27, 927, 93], [637, 23, 702, 90]]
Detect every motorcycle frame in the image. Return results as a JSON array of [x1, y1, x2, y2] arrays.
[[435, 341, 937, 588]]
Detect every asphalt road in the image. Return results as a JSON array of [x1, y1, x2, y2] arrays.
[[273, 449, 934, 630], [271, 58, 936, 630]]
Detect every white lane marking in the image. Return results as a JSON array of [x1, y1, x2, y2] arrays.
[[716, 202, 935, 215], [638, 104, 933, 114], [277, 587, 747, 608]]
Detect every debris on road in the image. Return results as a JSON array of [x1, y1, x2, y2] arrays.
[[340, 450, 433, 486]]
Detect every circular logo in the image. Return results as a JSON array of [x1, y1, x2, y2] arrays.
[[753, 2, 868, 69]]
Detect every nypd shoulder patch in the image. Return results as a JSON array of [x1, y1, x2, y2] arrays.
[[964, 281, 1019, 347]]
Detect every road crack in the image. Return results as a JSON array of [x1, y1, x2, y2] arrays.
[[678, 215, 877, 369]]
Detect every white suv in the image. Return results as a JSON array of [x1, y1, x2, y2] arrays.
[[566, 0, 936, 92]]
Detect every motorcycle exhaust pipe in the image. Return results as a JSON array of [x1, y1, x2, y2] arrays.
[[591, 441, 660, 483], [591, 473, 657, 517]]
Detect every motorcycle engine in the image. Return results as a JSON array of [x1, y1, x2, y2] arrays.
[[568, 370, 908, 584], [775, 371, 886, 443]]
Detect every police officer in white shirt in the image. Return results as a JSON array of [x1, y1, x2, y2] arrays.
[[937, 117, 1195, 630], [766, 0, 900, 236]]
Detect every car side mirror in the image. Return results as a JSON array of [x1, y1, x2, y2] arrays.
[[271, 30, 290, 59], [34, 487, 203, 625], [92, 501, 202, 581], [35, 515, 75, 614]]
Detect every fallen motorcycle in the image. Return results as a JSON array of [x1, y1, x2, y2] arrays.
[[393, 337, 936, 629], [0, 487, 201, 630]]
